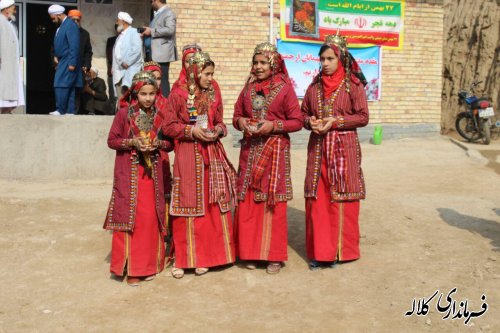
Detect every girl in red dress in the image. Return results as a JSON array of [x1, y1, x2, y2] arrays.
[[163, 51, 237, 279], [232, 42, 302, 274], [104, 71, 173, 286], [143, 61, 172, 232], [301, 32, 369, 270]]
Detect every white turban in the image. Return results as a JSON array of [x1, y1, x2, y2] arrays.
[[90, 67, 99, 76], [117, 12, 133, 24], [48, 4, 65, 15], [0, 0, 15, 10]]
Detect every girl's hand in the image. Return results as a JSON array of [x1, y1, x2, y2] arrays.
[[192, 127, 215, 142], [310, 116, 323, 135], [131, 137, 150, 152], [237, 118, 253, 137], [318, 117, 336, 134], [252, 120, 274, 136], [149, 138, 161, 151]]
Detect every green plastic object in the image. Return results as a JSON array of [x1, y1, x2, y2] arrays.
[[373, 125, 383, 145]]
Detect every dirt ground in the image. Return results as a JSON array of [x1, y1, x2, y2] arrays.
[[1, 135, 499, 333]]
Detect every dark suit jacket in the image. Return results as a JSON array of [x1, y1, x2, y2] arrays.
[[106, 36, 117, 77], [80, 28, 93, 69]]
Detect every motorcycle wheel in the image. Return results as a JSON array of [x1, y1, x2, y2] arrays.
[[481, 119, 491, 145], [455, 112, 480, 142]]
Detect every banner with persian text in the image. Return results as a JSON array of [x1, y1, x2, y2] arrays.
[[280, 0, 405, 49], [278, 40, 381, 100]]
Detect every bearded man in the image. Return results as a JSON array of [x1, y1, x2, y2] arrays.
[[48, 4, 82, 116]]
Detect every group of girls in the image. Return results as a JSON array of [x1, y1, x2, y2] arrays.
[[103, 32, 369, 286]]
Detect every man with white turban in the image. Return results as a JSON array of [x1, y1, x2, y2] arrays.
[[0, 0, 25, 114], [112, 11, 143, 100], [48, 4, 82, 115]]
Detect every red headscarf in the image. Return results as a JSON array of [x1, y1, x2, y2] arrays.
[[317, 41, 367, 97], [118, 71, 163, 112], [321, 45, 346, 99], [171, 45, 201, 98], [144, 62, 162, 74], [184, 52, 221, 121]]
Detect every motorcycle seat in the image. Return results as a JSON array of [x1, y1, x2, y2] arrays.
[[471, 98, 490, 109]]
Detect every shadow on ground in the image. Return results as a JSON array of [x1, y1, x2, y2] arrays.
[[438, 208, 500, 252], [287, 206, 307, 262]]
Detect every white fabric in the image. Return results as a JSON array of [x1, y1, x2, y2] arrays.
[[0, 68, 24, 107], [112, 30, 124, 84], [0, 15, 22, 104], [117, 11, 133, 24], [0, 0, 14, 11], [0, 21, 24, 107], [48, 4, 65, 15], [112, 26, 143, 87], [153, 5, 167, 17], [90, 67, 98, 76]]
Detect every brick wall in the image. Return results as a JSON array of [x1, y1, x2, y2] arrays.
[[371, 1, 443, 124], [167, 0, 443, 124], [167, 0, 279, 121]]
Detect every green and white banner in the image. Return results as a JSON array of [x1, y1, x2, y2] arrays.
[[280, 0, 405, 49]]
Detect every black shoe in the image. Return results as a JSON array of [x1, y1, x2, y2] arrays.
[[309, 259, 321, 271]]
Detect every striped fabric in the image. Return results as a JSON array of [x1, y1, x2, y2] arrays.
[[325, 131, 347, 193], [207, 141, 238, 209], [302, 81, 368, 201], [250, 136, 281, 206]]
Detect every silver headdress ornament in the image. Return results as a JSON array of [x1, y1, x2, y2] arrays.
[[131, 71, 157, 89], [253, 42, 278, 69], [324, 28, 348, 52], [188, 51, 212, 67]]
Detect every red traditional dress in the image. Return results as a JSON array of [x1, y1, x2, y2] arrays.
[[302, 39, 369, 263], [233, 43, 302, 263], [103, 73, 173, 278], [144, 61, 172, 214], [163, 52, 237, 270]]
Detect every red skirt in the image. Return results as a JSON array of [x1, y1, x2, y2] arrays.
[[234, 189, 288, 262], [171, 170, 235, 269], [305, 157, 360, 262], [110, 164, 166, 277]]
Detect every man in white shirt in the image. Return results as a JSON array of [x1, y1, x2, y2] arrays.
[[112, 12, 143, 100]]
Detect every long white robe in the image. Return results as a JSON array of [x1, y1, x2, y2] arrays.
[[0, 15, 24, 107]]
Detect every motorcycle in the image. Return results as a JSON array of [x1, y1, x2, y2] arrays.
[[455, 80, 495, 145]]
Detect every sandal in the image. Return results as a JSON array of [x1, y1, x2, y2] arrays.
[[245, 261, 257, 270], [309, 260, 321, 271], [329, 261, 338, 268], [126, 276, 140, 286], [171, 267, 184, 279], [195, 267, 209, 276], [143, 275, 156, 281], [266, 262, 281, 274]]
